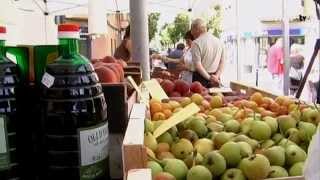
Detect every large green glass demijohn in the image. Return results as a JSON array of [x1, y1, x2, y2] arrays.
[[0, 26, 20, 180], [39, 24, 109, 180]]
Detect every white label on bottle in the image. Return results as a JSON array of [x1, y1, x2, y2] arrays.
[[0, 116, 10, 170], [41, 72, 55, 88], [6, 52, 17, 64], [0, 117, 7, 154], [79, 122, 109, 166]]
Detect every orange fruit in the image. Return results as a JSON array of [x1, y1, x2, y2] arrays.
[[260, 103, 269, 110], [279, 105, 288, 115], [275, 96, 286, 106], [250, 92, 264, 105], [282, 97, 295, 107], [150, 102, 162, 114], [150, 98, 161, 104], [152, 112, 166, 121], [269, 102, 280, 114], [261, 110, 276, 117], [161, 103, 173, 110], [244, 100, 258, 110], [156, 143, 170, 153], [163, 109, 172, 119]]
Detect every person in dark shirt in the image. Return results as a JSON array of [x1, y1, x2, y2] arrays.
[[114, 26, 131, 62], [168, 43, 185, 58]]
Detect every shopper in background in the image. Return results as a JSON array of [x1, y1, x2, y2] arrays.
[[168, 43, 185, 59], [151, 31, 195, 83], [266, 38, 284, 90], [289, 54, 304, 95], [190, 18, 225, 88], [114, 26, 131, 62]]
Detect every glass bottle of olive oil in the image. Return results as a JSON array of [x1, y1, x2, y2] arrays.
[[39, 24, 109, 180], [0, 26, 20, 180]]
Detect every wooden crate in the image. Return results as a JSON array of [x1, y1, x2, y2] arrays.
[[102, 82, 137, 133], [102, 83, 138, 179], [124, 64, 142, 85], [230, 81, 279, 99], [122, 103, 148, 180], [121, 81, 305, 180]]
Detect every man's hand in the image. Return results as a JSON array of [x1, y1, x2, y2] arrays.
[[151, 54, 162, 60], [210, 74, 221, 86]]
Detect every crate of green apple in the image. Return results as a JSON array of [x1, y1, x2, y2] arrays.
[[124, 90, 318, 180]]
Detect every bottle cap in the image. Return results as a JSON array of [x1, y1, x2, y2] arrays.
[[58, 24, 80, 39], [0, 26, 7, 40]]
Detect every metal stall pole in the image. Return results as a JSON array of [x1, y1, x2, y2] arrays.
[[236, 0, 241, 81], [130, 0, 150, 81], [282, 0, 290, 95]]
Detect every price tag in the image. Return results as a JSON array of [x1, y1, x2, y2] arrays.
[[209, 87, 233, 94], [41, 72, 55, 88], [143, 79, 168, 101], [153, 103, 200, 138], [6, 53, 17, 64]]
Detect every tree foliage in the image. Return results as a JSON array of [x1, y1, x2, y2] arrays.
[[159, 13, 190, 47], [207, 5, 222, 38], [148, 12, 160, 42]]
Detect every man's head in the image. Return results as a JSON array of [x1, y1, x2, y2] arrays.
[[176, 43, 185, 50], [184, 30, 194, 47], [191, 18, 207, 38]]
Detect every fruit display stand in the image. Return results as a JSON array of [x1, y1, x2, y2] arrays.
[[122, 81, 312, 180]]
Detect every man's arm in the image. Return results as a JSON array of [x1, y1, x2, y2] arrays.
[[215, 47, 225, 77], [191, 43, 211, 80]]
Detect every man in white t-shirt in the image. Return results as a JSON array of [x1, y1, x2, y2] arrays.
[[190, 18, 225, 87]]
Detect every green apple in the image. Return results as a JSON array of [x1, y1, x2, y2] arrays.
[[144, 132, 158, 151], [194, 138, 214, 156], [237, 141, 253, 158], [263, 116, 278, 135], [219, 141, 242, 167], [163, 159, 188, 180], [249, 120, 272, 141], [298, 121, 317, 142], [214, 132, 236, 149], [147, 161, 163, 177], [210, 95, 223, 108], [171, 138, 193, 159], [239, 154, 271, 180], [224, 119, 241, 133], [285, 144, 307, 166], [202, 151, 227, 177], [221, 168, 246, 180], [263, 146, 285, 166], [187, 165, 212, 180], [289, 162, 304, 176], [277, 115, 297, 134], [268, 166, 289, 178]]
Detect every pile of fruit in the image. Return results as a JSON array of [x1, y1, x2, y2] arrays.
[[158, 79, 209, 97], [144, 92, 319, 180], [92, 56, 127, 83]]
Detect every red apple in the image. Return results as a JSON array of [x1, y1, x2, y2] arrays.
[[174, 80, 190, 95], [169, 91, 181, 97], [102, 56, 117, 63], [95, 66, 118, 83], [190, 81, 203, 93], [161, 80, 175, 94]]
